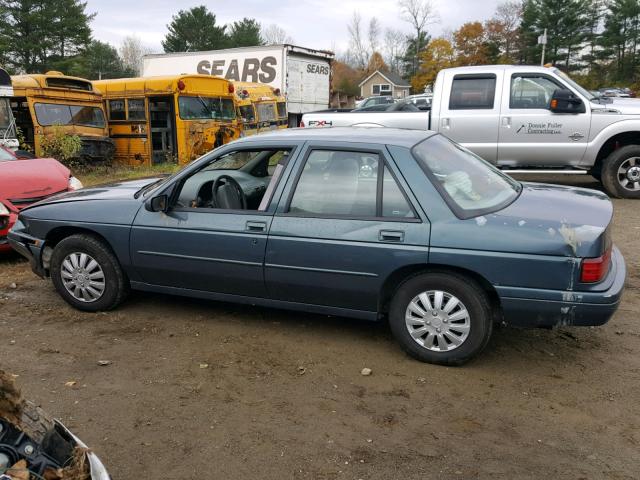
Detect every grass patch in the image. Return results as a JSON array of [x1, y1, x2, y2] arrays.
[[77, 163, 181, 187]]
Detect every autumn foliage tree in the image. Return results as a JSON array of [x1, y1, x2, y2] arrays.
[[366, 51, 390, 75], [453, 22, 490, 66], [332, 60, 361, 96], [411, 38, 456, 92]]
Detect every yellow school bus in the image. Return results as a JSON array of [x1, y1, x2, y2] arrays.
[[10, 72, 114, 162], [94, 75, 241, 166], [233, 82, 288, 136]]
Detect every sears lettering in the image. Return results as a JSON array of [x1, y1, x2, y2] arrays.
[[307, 64, 329, 75], [196, 56, 278, 83]]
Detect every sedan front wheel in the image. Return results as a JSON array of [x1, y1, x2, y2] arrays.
[[389, 272, 493, 365], [50, 234, 129, 311]]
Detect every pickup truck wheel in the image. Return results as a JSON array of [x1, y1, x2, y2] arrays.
[[50, 234, 129, 312], [388, 273, 493, 366], [601, 145, 640, 198]]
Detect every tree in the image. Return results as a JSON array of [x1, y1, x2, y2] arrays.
[[368, 17, 381, 54], [402, 31, 430, 78], [453, 22, 490, 65], [162, 6, 227, 53], [384, 28, 407, 74], [398, 0, 438, 76], [485, 0, 522, 63], [262, 24, 293, 44], [119, 35, 152, 76], [70, 40, 134, 80], [411, 37, 455, 92], [366, 51, 389, 75], [0, 0, 94, 73], [600, 0, 640, 82], [347, 11, 368, 69], [332, 60, 360, 96], [228, 17, 263, 47]]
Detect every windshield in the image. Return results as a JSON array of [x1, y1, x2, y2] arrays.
[[554, 69, 595, 101], [413, 134, 521, 218], [0, 147, 15, 161], [256, 102, 276, 122], [34, 103, 106, 128], [238, 105, 256, 123], [178, 96, 236, 121]]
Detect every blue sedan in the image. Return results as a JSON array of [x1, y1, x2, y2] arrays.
[[8, 128, 626, 365]]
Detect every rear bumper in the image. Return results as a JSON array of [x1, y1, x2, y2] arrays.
[[497, 246, 626, 327]]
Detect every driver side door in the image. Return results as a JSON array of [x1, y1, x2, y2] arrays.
[[130, 143, 300, 298]]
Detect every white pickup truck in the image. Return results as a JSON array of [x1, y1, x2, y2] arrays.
[[301, 65, 640, 199]]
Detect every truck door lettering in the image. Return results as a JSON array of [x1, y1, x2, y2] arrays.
[[197, 60, 211, 75], [211, 60, 225, 77], [226, 60, 240, 81], [259, 57, 277, 83]]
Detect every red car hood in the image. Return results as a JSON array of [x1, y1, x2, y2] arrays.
[[0, 158, 70, 209]]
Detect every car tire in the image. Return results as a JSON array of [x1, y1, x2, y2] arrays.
[[601, 145, 640, 199], [389, 272, 493, 366], [50, 234, 129, 312]]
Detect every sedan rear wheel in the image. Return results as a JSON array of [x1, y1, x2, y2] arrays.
[[51, 234, 129, 311], [389, 272, 493, 365]]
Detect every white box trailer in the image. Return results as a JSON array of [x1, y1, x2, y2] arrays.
[[142, 44, 334, 127]]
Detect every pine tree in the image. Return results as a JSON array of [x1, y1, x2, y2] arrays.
[[227, 18, 263, 48], [162, 6, 228, 53]]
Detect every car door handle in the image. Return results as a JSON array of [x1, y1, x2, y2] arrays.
[[441, 118, 450, 130], [379, 230, 405, 242], [246, 221, 267, 232], [501, 116, 512, 128]]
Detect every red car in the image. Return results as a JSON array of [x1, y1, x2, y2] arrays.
[[0, 146, 83, 252]]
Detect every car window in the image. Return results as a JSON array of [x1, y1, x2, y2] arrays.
[[288, 149, 415, 219], [175, 148, 292, 211], [510, 75, 562, 109], [449, 76, 496, 110], [413, 134, 520, 218]]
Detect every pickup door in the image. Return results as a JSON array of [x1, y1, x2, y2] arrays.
[[435, 71, 503, 163], [497, 71, 590, 167]]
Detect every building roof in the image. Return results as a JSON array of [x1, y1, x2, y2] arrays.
[[358, 70, 410, 88]]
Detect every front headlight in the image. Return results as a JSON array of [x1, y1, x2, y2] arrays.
[[0, 202, 10, 215], [68, 176, 84, 191]]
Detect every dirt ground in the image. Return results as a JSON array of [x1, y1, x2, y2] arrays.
[[1, 175, 638, 479]]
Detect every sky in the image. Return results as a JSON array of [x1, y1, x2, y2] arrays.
[[85, 0, 500, 54]]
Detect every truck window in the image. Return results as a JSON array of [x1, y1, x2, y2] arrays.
[[510, 75, 562, 109], [449, 76, 496, 110]]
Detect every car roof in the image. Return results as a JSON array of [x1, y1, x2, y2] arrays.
[[233, 127, 436, 148]]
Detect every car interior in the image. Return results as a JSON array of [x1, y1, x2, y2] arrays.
[[176, 149, 290, 211]]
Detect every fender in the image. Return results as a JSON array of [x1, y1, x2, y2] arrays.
[[583, 116, 640, 167]]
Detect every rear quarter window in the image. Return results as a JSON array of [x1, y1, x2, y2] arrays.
[[449, 75, 496, 110]]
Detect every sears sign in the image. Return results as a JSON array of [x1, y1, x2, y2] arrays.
[[197, 56, 277, 83]]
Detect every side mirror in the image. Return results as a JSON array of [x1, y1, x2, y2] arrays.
[[145, 194, 168, 212], [550, 89, 585, 114]]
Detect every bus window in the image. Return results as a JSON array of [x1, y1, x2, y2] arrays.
[[34, 103, 105, 128], [256, 103, 276, 122], [128, 99, 146, 120], [277, 101, 287, 118], [178, 96, 236, 120], [0, 99, 11, 131], [239, 105, 255, 123], [108, 99, 126, 121]]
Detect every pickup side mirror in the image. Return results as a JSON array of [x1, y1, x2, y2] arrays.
[[550, 89, 585, 114], [145, 194, 169, 212]]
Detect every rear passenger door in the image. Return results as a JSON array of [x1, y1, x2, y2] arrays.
[[436, 72, 502, 163], [264, 142, 430, 314]]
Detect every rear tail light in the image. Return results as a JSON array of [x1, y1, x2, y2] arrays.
[[299, 120, 305, 127], [580, 247, 612, 283]]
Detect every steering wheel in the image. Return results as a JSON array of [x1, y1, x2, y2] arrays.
[[210, 175, 247, 210]]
